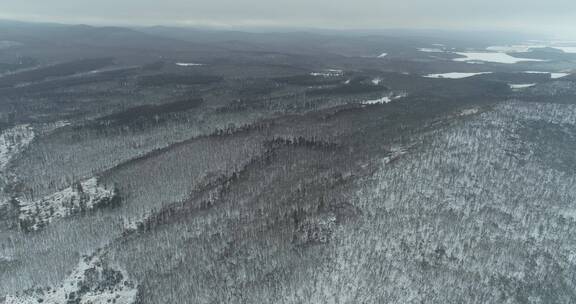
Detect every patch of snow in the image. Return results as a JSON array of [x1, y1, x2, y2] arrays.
[[454, 52, 544, 64], [0, 125, 35, 172], [509, 83, 536, 89], [176, 62, 204, 67], [5, 254, 137, 304], [17, 177, 118, 232], [381, 145, 409, 165], [459, 108, 480, 116], [377, 53, 388, 58], [423, 72, 492, 79]]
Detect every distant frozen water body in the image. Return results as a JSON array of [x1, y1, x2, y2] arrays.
[[423, 72, 492, 79], [487, 44, 576, 54], [176, 62, 204, 67], [418, 48, 444, 53], [509, 83, 536, 89], [524, 71, 571, 79], [552, 46, 576, 53], [454, 52, 544, 64], [551, 73, 570, 79]]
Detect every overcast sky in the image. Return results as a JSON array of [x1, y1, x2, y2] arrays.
[[1, 0, 575, 37]]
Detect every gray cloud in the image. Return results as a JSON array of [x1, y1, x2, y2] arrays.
[[1, 0, 575, 36]]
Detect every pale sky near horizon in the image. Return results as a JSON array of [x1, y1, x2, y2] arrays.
[[1, 0, 575, 37]]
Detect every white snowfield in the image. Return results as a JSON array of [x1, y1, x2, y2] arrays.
[[4, 255, 137, 304], [0, 125, 35, 172], [509, 83, 536, 89], [453, 52, 544, 64], [423, 72, 492, 79], [176, 62, 204, 66], [17, 177, 116, 231]]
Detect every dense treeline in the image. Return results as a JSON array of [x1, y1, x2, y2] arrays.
[[0, 58, 114, 88], [137, 73, 223, 86], [97, 98, 204, 126]]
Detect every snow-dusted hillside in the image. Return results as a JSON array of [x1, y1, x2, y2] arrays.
[[0, 125, 35, 172], [17, 178, 119, 232], [325, 101, 576, 303]]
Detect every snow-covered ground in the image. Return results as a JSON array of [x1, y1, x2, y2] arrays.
[[371, 78, 382, 85], [4, 254, 137, 304], [344, 101, 576, 303], [377, 53, 388, 58], [362, 92, 407, 105], [17, 177, 118, 232], [423, 72, 492, 79], [0, 125, 35, 172], [453, 52, 544, 64], [310, 69, 344, 77]]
